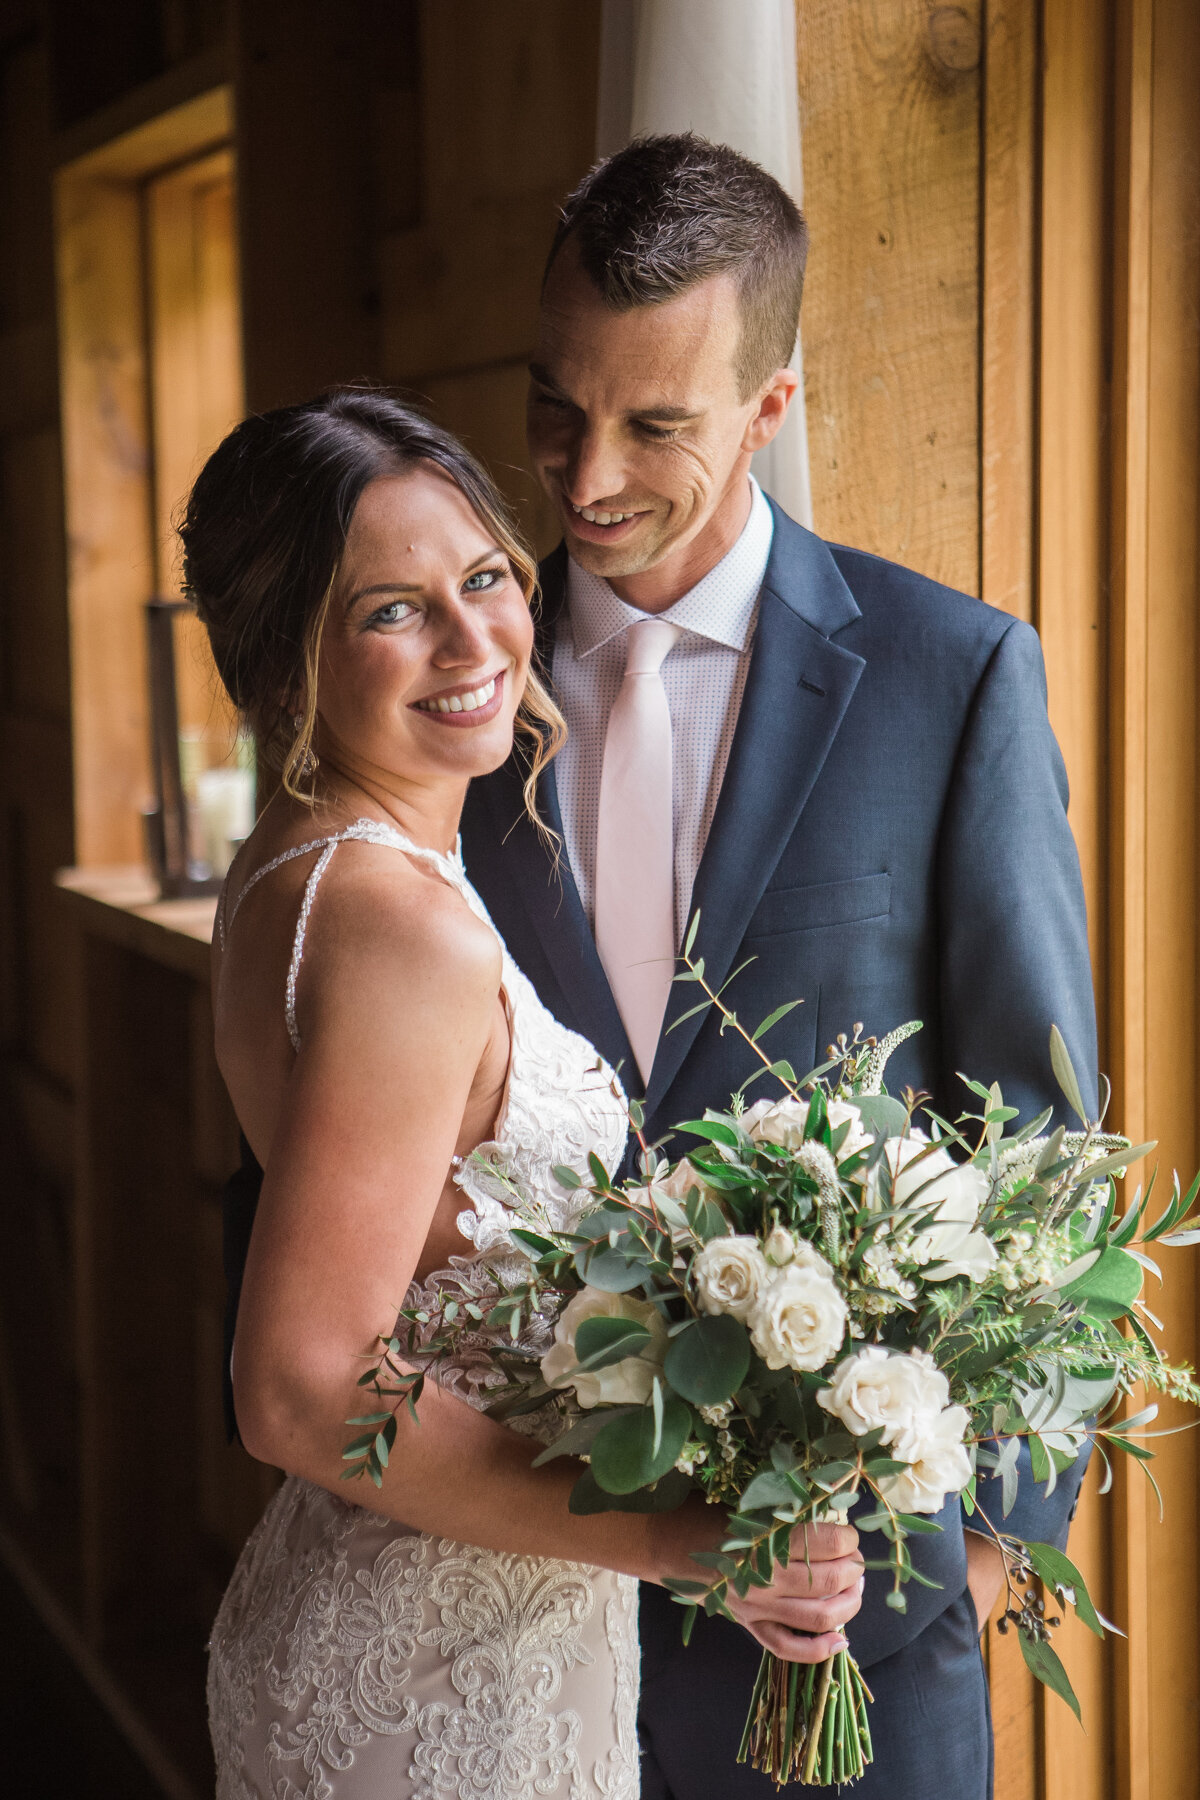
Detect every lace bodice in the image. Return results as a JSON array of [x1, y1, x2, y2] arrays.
[[222, 817, 629, 1406]]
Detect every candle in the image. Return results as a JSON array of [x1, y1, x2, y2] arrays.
[[195, 766, 256, 877]]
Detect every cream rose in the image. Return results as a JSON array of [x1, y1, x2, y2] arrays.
[[761, 1226, 835, 1277], [763, 1223, 796, 1266], [747, 1264, 848, 1372], [875, 1405, 973, 1514], [827, 1099, 873, 1162], [692, 1235, 769, 1322], [654, 1157, 720, 1206], [540, 1288, 667, 1408], [817, 1346, 948, 1442], [743, 1096, 809, 1151]]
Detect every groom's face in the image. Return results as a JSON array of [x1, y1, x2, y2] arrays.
[[528, 246, 768, 592]]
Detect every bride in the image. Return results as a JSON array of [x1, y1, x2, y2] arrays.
[[185, 389, 865, 1799]]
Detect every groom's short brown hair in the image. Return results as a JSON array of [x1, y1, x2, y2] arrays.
[[545, 132, 808, 401]]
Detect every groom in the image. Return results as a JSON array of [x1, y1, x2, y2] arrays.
[[458, 134, 1098, 1798]]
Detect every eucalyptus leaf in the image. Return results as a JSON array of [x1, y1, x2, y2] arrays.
[[590, 1394, 691, 1493], [531, 1407, 640, 1466], [664, 1315, 750, 1406], [568, 1466, 691, 1514], [751, 999, 803, 1043], [851, 1094, 910, 1140], [1023, 1543, 1106, 1638], [1018, 1632, 1082, 1722], [739, 1468, 803, 1511], [574, 1238, 648, 1293], [572, 1314, 652, 1372], [1059, 1245, 1143, 1310]]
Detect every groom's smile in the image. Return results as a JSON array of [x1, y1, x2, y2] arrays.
[[527, 240, 793, 611]]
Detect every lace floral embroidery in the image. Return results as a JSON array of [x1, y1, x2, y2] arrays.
[[408, 1544, 596, 1798]]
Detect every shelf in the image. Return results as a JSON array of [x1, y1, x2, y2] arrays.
[[55, 866, 216, 984]]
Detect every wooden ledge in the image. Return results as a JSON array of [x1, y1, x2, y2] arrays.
[[55, 866, 215, 984]]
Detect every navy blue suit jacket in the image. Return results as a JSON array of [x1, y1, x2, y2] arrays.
[[459, 500, 1099, 1682]]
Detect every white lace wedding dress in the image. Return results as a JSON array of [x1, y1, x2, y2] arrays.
[[207, 820, 640, 1800]]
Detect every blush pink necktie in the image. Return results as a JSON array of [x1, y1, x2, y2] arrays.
[[594, 618, 682, 1085]]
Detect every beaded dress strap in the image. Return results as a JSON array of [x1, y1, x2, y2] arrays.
[[219, 819, 475, 1052]]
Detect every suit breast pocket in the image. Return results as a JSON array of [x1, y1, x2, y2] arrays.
[[744, 872, 892, 942]]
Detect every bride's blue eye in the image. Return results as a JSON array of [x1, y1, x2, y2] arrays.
[[463, 567, 505, 593], [371, 599, 417, 626]]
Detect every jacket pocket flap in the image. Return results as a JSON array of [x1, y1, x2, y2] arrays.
[[746, 872, 891, 939]]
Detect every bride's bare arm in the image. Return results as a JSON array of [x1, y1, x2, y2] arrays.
[[231, 861, 863, 1660]]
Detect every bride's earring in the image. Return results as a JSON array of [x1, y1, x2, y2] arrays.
[[293, 711, 318, 778]]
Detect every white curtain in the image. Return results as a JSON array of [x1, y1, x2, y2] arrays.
[[596, 0, 813, 528]]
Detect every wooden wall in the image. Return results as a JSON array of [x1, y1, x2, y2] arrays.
[[0, 2, 1197, 1795]]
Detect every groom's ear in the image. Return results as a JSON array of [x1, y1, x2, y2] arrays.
[[741, 367, 800, 455]]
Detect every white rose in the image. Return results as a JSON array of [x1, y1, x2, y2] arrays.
[[763, 1223, 796, 1266], [876, 1405, 973, 1514], [540, 1288, 667, 1408], [761, 1227, 835, 1278], [692, 1235, 769, 1322], [827, 1099, 873, 1162], [654, 1157, 719, 1205], [792, 1237, 837, 1279], [817, 1346, 949, 1443], [743, 1096, 809, 1151], [747, 1265, 847, 1372]]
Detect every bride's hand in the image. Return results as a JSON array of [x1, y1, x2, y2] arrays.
[[655, 1508, 865, 1663]]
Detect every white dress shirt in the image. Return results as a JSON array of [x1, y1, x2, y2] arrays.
[[552, 476, 775, 947]]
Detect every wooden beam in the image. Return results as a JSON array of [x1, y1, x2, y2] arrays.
[[980, 0, 1037, 624]]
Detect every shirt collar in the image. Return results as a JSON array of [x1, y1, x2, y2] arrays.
[[564, 476, 775, 659]]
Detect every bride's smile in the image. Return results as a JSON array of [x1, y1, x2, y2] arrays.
[[310, 467, 534, 824]]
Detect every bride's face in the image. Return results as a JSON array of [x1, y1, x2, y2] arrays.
[[316, 466, 534, 793]]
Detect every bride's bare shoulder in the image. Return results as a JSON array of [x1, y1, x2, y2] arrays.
[[288, 836, 502, 1043]]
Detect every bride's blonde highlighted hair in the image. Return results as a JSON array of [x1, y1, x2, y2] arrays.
[[179, 387, 564, 838]]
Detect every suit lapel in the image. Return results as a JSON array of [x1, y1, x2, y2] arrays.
[[645, 506, 866, 1112], [481, 549, 636, 1077]]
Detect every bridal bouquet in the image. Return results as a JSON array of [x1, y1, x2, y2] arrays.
[[346, 944, 1200, 1788]]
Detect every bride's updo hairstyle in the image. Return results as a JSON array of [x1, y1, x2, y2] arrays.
[[180, 387, 564, 821]]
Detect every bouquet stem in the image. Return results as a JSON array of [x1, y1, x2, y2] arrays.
[[738, 1647, 873, 1788]]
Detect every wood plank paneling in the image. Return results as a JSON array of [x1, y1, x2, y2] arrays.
[[980, 0, 1037, 624], [0, 429, 71, 720], [54, 174, 154, 867], [796, 1, 982, 591], [1132, 3, 1200, 1794]]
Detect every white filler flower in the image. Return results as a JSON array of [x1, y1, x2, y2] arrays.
[[876, 1405, 973, 1514], [748, 1264, 848, 1372], [540, 1288, 667, 1408], [692, 1234, 770, 1322], [817, 1345, 949, 1442]]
